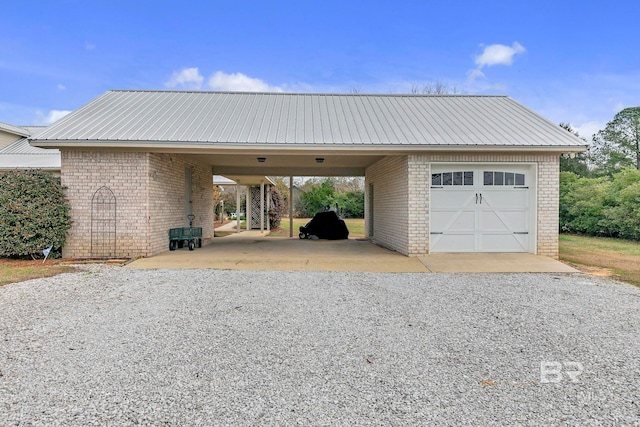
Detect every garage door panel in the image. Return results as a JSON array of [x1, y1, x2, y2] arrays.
[[430, 234, 475, 252], [432, 210, 475, 232], [430, 191, 475, 208], [480, 233, 529, 252], [479, 210, 529, 231], [481, 190, 529, 209]]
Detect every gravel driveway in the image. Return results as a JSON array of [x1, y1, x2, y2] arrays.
[[1, 266, 639, 426]]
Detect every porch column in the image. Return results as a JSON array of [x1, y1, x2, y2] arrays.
[[236, 184, 241, 233], [245, 185, 250, 231], [260, 181, 265, 234], [289, 176, 293, 238]]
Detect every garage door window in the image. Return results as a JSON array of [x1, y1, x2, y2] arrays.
[[483, 171, 525, 186], [432, 171, 474, 186]]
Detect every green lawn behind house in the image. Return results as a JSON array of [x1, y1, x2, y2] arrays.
[[269, 217, 365, 238]]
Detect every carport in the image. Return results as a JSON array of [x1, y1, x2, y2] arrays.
[[29, 90, 587, 260]]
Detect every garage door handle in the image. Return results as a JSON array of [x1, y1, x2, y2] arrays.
[[475, 193, 478, 204], [479, 193, 483, 204], [513, 232, 529, 234], [430, 232, 443, 234]]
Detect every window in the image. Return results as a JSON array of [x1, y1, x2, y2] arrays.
[[431, 171, 474, 186], [483, 171, 525, 186]]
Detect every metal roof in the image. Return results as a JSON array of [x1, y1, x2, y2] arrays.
[[0, 137, 60, 170], [0, 123, 60, 170], [0, 121, 30, 137], [31, 90, 587, 150]]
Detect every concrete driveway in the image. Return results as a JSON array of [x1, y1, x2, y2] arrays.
[[127, 231, 576, 273]]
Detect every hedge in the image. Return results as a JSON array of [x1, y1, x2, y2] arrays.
[[560, 168, 640, 240], [0, 170, 71, 258]]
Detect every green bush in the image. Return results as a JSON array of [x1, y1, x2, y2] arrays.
[[559, 168, 640, 240], [0, 170, 71, 258]]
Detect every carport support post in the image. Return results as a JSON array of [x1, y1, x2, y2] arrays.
[[245, 186, 250, 231], [236, 183, 241, 233], [260, 181, 265, 234], [289, 176, 293, 238]]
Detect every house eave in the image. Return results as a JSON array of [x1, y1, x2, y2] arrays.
[[30, 140, 589, 155]]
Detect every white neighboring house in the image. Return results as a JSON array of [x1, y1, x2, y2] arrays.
[[0, 122, 60, 174]]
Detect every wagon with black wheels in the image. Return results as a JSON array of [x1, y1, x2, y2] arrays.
[[169, 214, 202, 251], [168, 227, 202, 251]]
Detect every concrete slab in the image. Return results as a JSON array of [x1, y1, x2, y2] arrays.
[[418, 253, 578, 273], [127, 232, 429, 273], [128, 231, 577, 273]]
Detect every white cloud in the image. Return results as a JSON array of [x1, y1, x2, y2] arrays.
[[573, 121, 606, 143], [57, 84, 66, 91], [208, 71, 283, 92], [36, 109, 72, 125], [165, 67, 204, 90], [466, 69, 486, 82], [475, 42, 526, 68], [468, 42, 526, 84], [45, 110, 72, 124]]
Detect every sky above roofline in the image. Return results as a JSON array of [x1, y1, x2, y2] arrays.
[[1, 0, 638, 143]]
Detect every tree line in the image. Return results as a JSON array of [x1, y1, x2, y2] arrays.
[[560, 107, 640, 240]]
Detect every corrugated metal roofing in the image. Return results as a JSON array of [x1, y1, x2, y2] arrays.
[[0, 121, 30, 137], [0, 138, 60, 169], [0, 124, 60, 170], [1, 137, 59, 155], [31, 90, 587, 149], [21, 126, 47, 137]]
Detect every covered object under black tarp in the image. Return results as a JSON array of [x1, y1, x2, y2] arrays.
[[299, 211, 349, 240]]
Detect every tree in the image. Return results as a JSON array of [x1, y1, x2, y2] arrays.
[[559, 123, 590, 177], [411, 80, 461, 95], [591, 107, 640, 175], [299, 179, 336, 217]]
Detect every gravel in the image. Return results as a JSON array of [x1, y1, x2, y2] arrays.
[[1, 266, 639, 426]]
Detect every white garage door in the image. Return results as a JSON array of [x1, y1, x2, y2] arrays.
[[430, 164, 535, 253]]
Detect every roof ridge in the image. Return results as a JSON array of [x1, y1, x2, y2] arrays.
[[108, 89, 508, 98]]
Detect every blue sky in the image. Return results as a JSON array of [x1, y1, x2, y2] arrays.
[[1, 0, 638, 141]]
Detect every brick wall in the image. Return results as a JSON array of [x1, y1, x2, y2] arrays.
[[147, 153, 214, 255], [61, 151, 149, 258], [407, 155, 430, 255], [61, 151, 213, 259], [365, 152, 560, 258], [535, 155, 560, 257], [365, 156, 409, 255]]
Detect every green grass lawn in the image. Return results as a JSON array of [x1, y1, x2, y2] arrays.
[[0, 259, 73, 287], [269, 217, 365, 238], [559, 234, 640, 286]]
